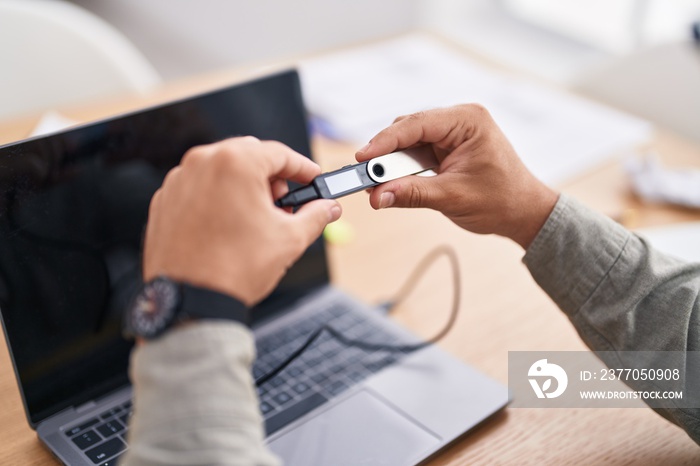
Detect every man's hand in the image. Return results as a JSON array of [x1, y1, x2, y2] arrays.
[[356, 105, 558, 249], [143, 137, 341, 306]]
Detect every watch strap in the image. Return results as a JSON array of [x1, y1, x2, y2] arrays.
[[179, 283, 250, 326]]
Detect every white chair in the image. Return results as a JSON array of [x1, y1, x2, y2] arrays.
[[0, 0, 161, 121]]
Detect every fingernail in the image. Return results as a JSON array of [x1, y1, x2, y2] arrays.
[[328, 204, 342, 222], [378, 192, 395, 209], [357, 142, 371, 153]]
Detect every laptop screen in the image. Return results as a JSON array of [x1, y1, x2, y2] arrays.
[[0, 70, 330, 426]]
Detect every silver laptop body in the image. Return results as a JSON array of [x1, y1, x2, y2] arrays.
[[256, 286, 508, 465]]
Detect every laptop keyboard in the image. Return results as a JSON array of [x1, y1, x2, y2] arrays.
[[254, 303, 412, 435], [64, 400, 131, 465], [62, 304, 409, 463]]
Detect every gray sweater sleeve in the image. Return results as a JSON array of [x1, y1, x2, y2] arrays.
[[523, 194, 700, 445], [120, 321, 280, 466]]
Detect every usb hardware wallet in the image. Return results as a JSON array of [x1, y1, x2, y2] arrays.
[[275, 147, 438, 208]]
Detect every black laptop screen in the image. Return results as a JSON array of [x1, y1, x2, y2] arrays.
[[0, 70, 330, 426]]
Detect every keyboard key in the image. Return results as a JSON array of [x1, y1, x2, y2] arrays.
[[292, 382, 310, 394], [367, 357, 395, 372], [268, 377, 286, 388], [118, 413, 131, 426], [348, 371, 367, 383], [329, 307, 344, 317], [259, 401, 274, 415], [99, 456, 122, 466], [330, 364, 345, 374], [265, 393, 328, 435], [71, 430, 101, 450], [305, 356, 323, 367], [65, 418, 99, 437], [316, 340, 336, 352], [273, 392, 293, 405], [327, 380, 348, 396], [121, 401, 132, 410], [99, 407, 122, 420], [97, 420, 125, 438], [257, 343, 274, 354], [344, 352, 365, 364], [85, 438, 127, 464]]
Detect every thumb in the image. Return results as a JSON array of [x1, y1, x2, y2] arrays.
[[369, 175, 448, 210], [290, 199, 342, 246]]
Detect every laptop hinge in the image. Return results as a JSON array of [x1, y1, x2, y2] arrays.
[[75, 400, 97, 414]]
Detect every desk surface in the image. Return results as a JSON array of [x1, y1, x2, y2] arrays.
[[1, 60, 700, 465]]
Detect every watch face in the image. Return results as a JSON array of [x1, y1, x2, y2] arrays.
[[127, 278, 180, 339]]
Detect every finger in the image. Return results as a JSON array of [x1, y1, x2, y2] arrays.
[[270, 178, 289, 200], [367, 175, 451, 210], [217, 135, 260, 148], [147, 188, 163, 220], [287, 199, 342, 250], [180, 143, 217, 167], [356, 106, 480, 162], [161, 166, 182, 188], [258, 140, 321, 184], [354, 111, 429, 162]]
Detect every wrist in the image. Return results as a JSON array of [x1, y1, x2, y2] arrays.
[[509, 185, 559, 250], [143, 260, 255, 307]]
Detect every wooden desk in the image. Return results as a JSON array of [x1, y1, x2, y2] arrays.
[[1, 67, 700, 465]]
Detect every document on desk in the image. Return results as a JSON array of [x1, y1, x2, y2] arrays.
[[300, 35, 652, 185], [636, 222, 700, 264], [29, 110, 78, 137]]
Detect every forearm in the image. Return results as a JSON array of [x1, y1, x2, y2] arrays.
[[120, 322, 279, 466], [523, 194, 700, 443]]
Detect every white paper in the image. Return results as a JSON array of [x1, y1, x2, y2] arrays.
[[300, 35, 652, 185], [29, 110, 79, 137], [636, 222, 700, 264], [626, 153, 700, 209]]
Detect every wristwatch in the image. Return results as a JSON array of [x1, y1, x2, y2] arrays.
[[124, 276, 249, 340]]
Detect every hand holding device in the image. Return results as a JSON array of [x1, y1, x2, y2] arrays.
[[275, 146, 438, 208], [144, 137, 341, 306], [355, 105, 559, 249]]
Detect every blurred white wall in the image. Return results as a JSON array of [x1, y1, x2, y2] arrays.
[[65, 0, 700, 139], [421, 0, 700, 140], [71, 0, 421, 80], [71, 0, 700, 84], [419, 0, 700, 83], [502, 0, 700, 53]]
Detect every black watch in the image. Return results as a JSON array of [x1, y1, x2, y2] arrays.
[[124, 276, 249, 340]]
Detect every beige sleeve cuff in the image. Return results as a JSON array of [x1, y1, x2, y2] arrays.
[[120, 321, 280, 466]]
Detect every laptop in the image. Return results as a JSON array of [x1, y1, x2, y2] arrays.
[[0, 70, 508, 466]]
